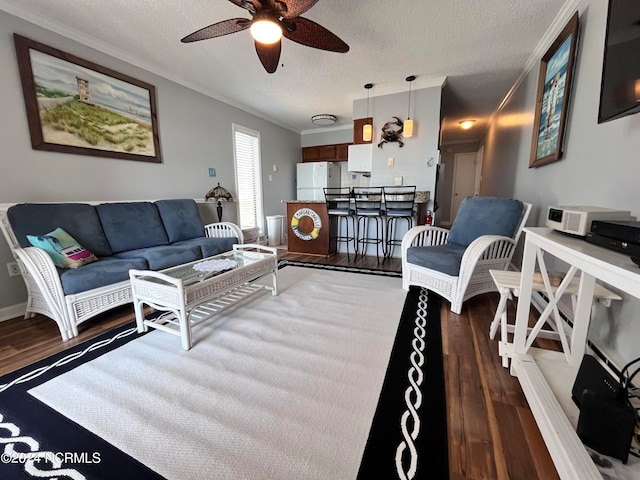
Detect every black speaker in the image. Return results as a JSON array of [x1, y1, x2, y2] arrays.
[[576, 389, 636, 463]]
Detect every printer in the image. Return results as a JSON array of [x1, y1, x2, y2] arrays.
[[546, 206, 633, 237]]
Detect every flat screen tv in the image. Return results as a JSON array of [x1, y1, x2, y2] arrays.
[[598, 0, 640, 123]]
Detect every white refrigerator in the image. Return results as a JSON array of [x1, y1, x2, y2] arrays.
[[296, 162, 341, 200]]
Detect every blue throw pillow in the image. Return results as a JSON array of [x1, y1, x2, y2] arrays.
[[27, 227, 98, 268], [447, 196, 524, 247]]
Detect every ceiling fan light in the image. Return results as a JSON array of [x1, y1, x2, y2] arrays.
[[362, 123, 372, 142], [404, 119, 414, 138], [250, 18, 282, 44]]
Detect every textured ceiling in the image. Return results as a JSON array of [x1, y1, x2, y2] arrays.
[[1, 0, 570, 144]]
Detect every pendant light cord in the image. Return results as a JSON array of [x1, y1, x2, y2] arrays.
[[406, 75, 415, 120], [365, 83, 373, 119]]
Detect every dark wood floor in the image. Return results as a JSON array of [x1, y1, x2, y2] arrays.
[[0, 252, 558, 479]]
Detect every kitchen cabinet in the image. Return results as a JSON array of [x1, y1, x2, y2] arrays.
[[302, 143, 352, 163], [347, 144, 373, 172], [337, 143, 349, 160], [353, 118, 373, 145]]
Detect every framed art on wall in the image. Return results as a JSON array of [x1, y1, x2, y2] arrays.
[[13, 34, 162, 163], [529, 12, 579, 168]]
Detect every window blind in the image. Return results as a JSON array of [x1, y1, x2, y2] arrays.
[[233, 125, 264, 233]]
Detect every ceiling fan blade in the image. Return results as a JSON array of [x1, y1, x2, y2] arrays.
[[227, 0, 260, 15], [181, 18, 250, 43], [278, 0, 320, 19], [282, 17, 349, 53], [255, 40, 281, 73]]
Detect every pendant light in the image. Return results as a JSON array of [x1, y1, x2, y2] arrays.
[[363, 83, 373, 142], [404, 75, 416, 138]]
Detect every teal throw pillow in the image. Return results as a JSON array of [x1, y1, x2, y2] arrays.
[[27, 227, 98, 268]]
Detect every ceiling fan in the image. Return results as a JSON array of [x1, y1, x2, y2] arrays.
[[181, 0, 349, 73]]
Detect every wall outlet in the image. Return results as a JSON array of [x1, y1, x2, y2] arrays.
[[388, 157, 394, 167], [208, 167, 216, 177], [7, 262, 20, 277], [394, 176, 403, 186]]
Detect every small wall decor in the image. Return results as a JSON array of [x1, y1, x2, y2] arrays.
[[378, 116, 404, 148], [13, 34, 162, 163], [529, 12, 579, 168]]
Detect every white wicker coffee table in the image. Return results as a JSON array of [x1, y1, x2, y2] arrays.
[[130, 244, 278, 350]]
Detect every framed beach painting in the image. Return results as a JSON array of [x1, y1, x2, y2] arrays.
[[14, 34, 162, 163], [529, 12, 579, 168]]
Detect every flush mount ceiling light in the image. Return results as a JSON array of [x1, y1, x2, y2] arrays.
[[459, 119, 476, 130], [311, 114, 337, 126], [404, 75, 416, 138], [363, 83, 374, 142]]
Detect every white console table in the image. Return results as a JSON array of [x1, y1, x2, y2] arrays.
[[512, 227, 640, 480]]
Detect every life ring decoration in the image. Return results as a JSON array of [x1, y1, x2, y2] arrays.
[[291, 208, 322, 241]]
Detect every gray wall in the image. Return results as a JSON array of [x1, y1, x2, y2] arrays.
[[0, 11, 300, 317], [479, 0, 640, 365], [301, 127, 353, 148], [351, 86, 443, 206], [300, 85, 443, 212]]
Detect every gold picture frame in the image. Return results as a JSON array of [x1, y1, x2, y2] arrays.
[[14, 34, 162, 163], [529, 12, 579, 168]]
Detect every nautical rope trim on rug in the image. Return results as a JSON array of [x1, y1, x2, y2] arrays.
[[0, 413, 86, 480], [0, 326, 138, 394], [278, 259, 402, 277], [395, 289, 428, 480]]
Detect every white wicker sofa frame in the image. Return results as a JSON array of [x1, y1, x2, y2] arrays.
[[0, 201, 243, 341], [401, 200, 531, 314]]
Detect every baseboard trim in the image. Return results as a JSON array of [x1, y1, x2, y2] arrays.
[[0, 302, 26, 322]]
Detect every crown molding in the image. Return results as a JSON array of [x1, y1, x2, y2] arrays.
[[486, 0, 582, 131], [0, 1, 300, 133], [301, 123, 353, 136], [349, 76, 447, 101]]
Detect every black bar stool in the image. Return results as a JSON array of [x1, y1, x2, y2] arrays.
[[324, 187, 357, 259], [353, 187, 385, 263], [383, 186, 416, 258]]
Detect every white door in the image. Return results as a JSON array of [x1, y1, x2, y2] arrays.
[[451, 152, 477, 221], [474, 146, 484, 196]]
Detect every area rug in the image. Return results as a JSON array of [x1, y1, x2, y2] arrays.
[[0, 265, 447, 479]]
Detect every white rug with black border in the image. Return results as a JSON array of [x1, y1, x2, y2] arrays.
[[0, 263, 447, 479]]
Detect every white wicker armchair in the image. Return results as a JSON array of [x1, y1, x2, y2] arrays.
[[401, 200, 531, 314]]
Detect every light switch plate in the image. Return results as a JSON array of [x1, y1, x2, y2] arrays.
[[394, 176, 403, 186], [388, 157, 394, 167]]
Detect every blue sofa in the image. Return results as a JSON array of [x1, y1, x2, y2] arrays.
[[0, 199, 243, 340]]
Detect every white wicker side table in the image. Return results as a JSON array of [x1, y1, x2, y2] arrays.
[[130, 244, 278, 350]]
